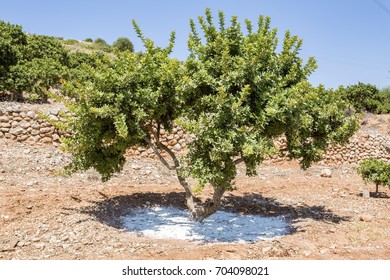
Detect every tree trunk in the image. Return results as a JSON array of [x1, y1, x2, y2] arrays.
[[146, 135, 226, 222], [375, 183, 379, 196], [185, 186, 225, 223]]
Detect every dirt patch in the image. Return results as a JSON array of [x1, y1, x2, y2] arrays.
[[1, 138, 389, 260]]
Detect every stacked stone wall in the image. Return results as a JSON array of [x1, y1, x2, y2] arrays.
[[0, 104, 65, 146], [1, 103, 389, 165]]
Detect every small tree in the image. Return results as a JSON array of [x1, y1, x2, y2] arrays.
[[6, 34, 70, 101], [375, 87, 390, 114], [0, 20, 27, 92], [61, 9, 359, 222], [356, 158, 390, 195], [93, 38, 112, 52], [22, 34, 69, 65], [342, 82, 380, 113], [113, 37, 134, 53], [11, 58, 67, 101]]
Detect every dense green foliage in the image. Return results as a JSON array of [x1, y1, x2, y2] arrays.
[[11, 58, 66, 101], [23, 35, 69, 64], [10, 35, 70, 101], [93, 38, 112, 52], [0, 21, 71, 101], [0, 20, 27, 91], [0, 21, 107, 101], [340, 82, 390, 114], [112, 37, 134, 53], [178, 10, 358, 192], [376, 86, 390, 114], [60, 9, 359, 220], [357, 158, 390, 194], [61, 24, 179, 181]]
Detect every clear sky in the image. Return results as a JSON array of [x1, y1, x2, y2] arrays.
[[1, 0, 390, 89]]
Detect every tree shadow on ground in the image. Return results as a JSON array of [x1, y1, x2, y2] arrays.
[[74, 191, 351, 237], [356, 191, 390, 199]]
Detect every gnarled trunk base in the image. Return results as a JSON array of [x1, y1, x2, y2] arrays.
[[186, 187, 225, 223]]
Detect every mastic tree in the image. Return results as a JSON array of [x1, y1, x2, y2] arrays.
[[112, 37, 134, 53], [61, 9, 359, 222], [93, 38, 112, 52], [11, 57, 67, 101], [0, 20, 27, 91], [356, 158, 390, 196], [8, 35, 70, 101], [341, 82, 381, 113], [373, 86, 390, 114], [22, 34, 69, 65]]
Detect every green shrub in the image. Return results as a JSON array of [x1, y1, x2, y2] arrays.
[[342, 82, 379, 113], [10, 58, 66, 101], [94, 38, 107, 45], [112, 37, 134, 52], [63, 39, 79, 45], [0, 21, 27, 91], [0, 20, 27, 46], [93, 38, 112, 52], [67, 52, 99, 68], [375, 87, 390, 114], [356, 158, 390, 195], [23, 34, 69, 65], [340, 82, 390, 114], [65, 52, 107, 83], [84, 38, 93, 43]]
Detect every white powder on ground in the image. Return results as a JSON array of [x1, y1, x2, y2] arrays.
[[122, 206, 290, 243]]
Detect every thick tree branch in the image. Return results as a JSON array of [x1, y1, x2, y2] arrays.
[[142, 136, 175, 170], [156, 142, 181, 168], [154, 141, 196, 213], [143, 130, 196, 215], [233, 157, 244, 166]]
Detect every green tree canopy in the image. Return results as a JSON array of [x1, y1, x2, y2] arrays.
[[357, 158, 390, 195], [0, 20, 27, 91], [112, 37, 134, 53], [22, 34, 69, 64], [61, 9, 359, 221], [340, 82, 383, 113]]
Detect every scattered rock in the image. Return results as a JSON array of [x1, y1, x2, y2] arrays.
[[131, 164, 141, 170], [359, 215, 374, 222], [9, 239, 19, 248], [320, 168, 332, 178], [26, 181, 38, 187]]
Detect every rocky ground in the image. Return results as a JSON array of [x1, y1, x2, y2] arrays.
[[1, 136, 389, 260]]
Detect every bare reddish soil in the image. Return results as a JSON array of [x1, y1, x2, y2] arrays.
[[1, 135, 389, 260]]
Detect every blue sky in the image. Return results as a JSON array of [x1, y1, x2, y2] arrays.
[[1, 0, 390, 89]]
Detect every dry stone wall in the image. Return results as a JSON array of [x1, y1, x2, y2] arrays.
[[272, 134, 390, 165], [0, 104, 65, 146], [321, 133, 389, 165], [1, 103, 389, 165]]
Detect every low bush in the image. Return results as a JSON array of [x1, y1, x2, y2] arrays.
[[341, 82, 390, 114], [112, 37, 134, 53], [356, 158, 390, 195]]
